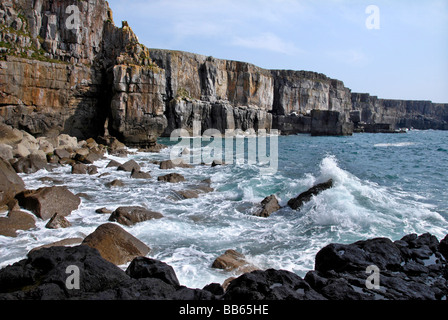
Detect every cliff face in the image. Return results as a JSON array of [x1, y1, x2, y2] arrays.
[[1, 0, 447, 147]]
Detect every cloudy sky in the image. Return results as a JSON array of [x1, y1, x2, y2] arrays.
[[107, 0, 448, 103]]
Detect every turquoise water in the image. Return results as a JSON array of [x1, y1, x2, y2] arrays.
[[1, 130, 447, 289]]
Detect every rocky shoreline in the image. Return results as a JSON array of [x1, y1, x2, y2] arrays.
[[1, 125, 448, 300]]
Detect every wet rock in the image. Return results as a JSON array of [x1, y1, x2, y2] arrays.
[[87, 165, 98, 175], [117, 159, 141, 172], [130, 168, 151, 179], [126, 257, 180, 287], [106, 160, 121, 168], [45, 213, 72, 229], [95, 207, 113, 214], [254, 195, 281, 217], [82, 223, 150, 265], [223, 269, 325, 300], [175, 190, 199, 199], [16, 186, 81, 220], [0, 157, 25, 207], [109, 206, 163, 226], [159, 160, 175, 170], [157, 173, 186, 183], [212, 250, 258, 274], [288, 179, 333, 210], [71, 163, 87, 174], [440, 234, 448, 260], [0, 210, 36, 237], [105, 179, 125, 188]]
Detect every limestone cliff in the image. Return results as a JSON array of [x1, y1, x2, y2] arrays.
[[1, 0, 447, 147]]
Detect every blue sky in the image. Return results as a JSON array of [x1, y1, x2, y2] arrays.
[[107, 0, 448, 103]]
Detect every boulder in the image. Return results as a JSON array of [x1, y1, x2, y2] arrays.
[[288, 179, 333, 210], [12, 154, 49, 174], [82, 223, 150, 265], [57, 134, 78, 150], [0, 123, 23, 145], [71, 163, 87, 174], [117, 159, 141, 172], [54, 148, 71, 159], [126, 256, 180, 287], [106, 159, 121, 168], [37, 137, 54, 154], [130, 169, 151, 179], [0, 210, 36, 237], [87, 165, 98, 175], [105, 179, 125, 188], [0, 144, 13, 161], [16, 186, 81, 220], [159, 160, 175, 170], [254, 195, 281, 217], [45, 213, 72, 229], [0, 157, 25, 207], [223, 269, 325, 300], [0, 245, 131, 299], [211, 249, 258, 274], [157, 173, 186, 183], [109, 206, 163, 226], [95, 207, 113, 214]]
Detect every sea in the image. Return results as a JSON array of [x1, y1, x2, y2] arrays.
[[1, 130, 447, 289]]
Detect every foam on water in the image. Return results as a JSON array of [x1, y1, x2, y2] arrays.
[[1, 132, 447, 289]]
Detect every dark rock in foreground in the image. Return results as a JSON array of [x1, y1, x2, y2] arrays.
[[0, 232, 447, 300]]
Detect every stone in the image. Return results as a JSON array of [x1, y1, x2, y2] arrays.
[[130, 169, 151, 179], [87, 165, 98, 175], [109, 206, 163, 226], [440, 234, 448, 260], [117, 159, 140, 172], [105, 179, 125, 188], [57, 134, 78, 150], [71, 163, 87, 174], [0, 210, 36, 237], [254, 195, 281, 217], [223, 269, 325, 300], [12, 154, 49, 174], [288, 179, 334, 210], [0, 157, 25, 207], [159, 160, 175, 170], [45, 213, 72, 229], [126, 256, 180, 287], [0, 144, 13, 161], [16, 186, 81, 220], [54, 148, 71, 159], [37, 137, 54, 154], [211, 249, 258, 274], [95, 207, 113, 214], [82, 223, 151, 265], [0, 123, 23, 145], [157, 173, 186, 183], [106, 159, 121, 168]]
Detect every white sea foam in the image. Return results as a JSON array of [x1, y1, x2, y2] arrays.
[[374, 142, 417, 147]]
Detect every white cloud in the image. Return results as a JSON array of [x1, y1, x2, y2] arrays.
[[231, 32, 303, 56], [327, 49, 369, 66]]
